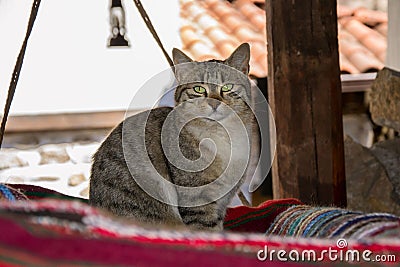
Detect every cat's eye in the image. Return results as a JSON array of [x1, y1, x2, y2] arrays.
[[193, 86, 206, 94], [221, 84, 234, 92]]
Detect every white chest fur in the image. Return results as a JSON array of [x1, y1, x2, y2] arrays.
[[188, 116, 251, 176]]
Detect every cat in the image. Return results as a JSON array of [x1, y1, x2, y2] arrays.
[[89, 43, 255, 231]]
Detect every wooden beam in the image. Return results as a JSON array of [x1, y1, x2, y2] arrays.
[[4, 110, 142, 133], [340, 73, 376, 93], [266, 0, 346, 206]]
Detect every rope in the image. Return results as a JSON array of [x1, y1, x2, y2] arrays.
[[132, 0, 174, 68], [0, 0, 42, 148]]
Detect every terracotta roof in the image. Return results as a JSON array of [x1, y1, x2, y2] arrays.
[[179, 0, 387, 77]]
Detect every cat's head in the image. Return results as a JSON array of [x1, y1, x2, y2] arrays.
[[172, 43, 252, 121]]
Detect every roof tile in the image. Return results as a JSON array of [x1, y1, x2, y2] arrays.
[[179, 0, 387, 77], [234, 0, 266, 32], [353, 7, 388, 26], [185, 39, 219, 60], [338, 29, 384, 73], [342, 19, 386, 62], [375, 23, 388, 36], [180, 25, 201, 48], [337, 5, 355, 18], [339, 53, 360, 74], [218, 41, 238, 58]]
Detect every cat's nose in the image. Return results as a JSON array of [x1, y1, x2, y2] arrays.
[[207, 98, 221, 111]]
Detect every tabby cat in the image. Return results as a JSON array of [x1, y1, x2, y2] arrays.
[[89, 43, 255, 231]]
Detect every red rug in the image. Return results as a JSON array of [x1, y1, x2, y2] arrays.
[[0, 184, 399, 266]]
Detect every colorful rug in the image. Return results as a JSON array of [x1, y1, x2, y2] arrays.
[[267, 205, 400, 240], [0, 184, 400, 266]]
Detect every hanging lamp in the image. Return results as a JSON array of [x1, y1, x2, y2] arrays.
[[108, 0, 130, 47]]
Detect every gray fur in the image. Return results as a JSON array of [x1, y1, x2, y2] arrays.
[[89, 43, 254, 231]]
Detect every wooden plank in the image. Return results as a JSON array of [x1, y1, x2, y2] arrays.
[[341, 73, 376, 93], [4, 110, 142, 133], [387, 0, 400, 71], [266, 0, 346, 206]]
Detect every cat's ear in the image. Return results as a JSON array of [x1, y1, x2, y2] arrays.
[[225, 43, 250, 75], [172, 48, 193, 82], [172, 48, 193, 65]]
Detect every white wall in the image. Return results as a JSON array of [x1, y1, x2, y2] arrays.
[[0, 0, 181, 115], [387, 0, 400, 71]]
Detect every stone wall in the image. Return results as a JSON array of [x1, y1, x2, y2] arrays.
[[345, 136, 400, 215], [346, 67, 400, 215], [0, 130, 106, 199]]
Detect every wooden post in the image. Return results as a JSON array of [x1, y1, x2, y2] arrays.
[[266, 0, 347, 206]]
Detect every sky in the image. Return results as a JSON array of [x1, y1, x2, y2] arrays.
[[0, 0, 181, 115]]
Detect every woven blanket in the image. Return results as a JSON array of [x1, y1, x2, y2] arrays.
[[267, 205, 400, 240], [1, 184, 400, 266]]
